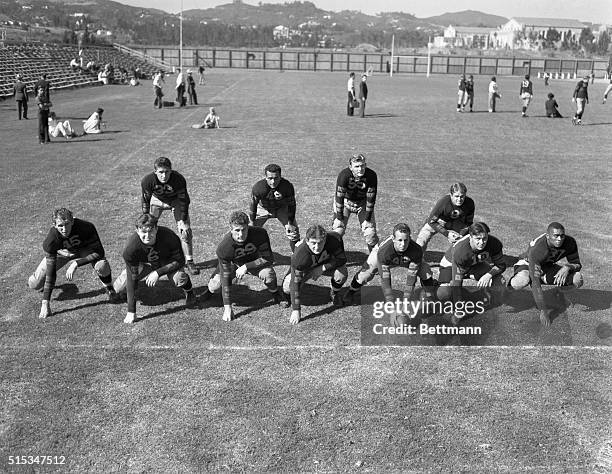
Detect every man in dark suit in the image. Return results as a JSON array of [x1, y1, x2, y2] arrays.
[[359, 73, 368, 118], [13, 74, 28, 120], [34, 73, 50, 102]]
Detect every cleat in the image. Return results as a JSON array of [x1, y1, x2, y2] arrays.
[[272, 291, 290, 308], [342, 290, 357, 306], [186, 261, 200, 275], [184, 290, 197, 307], [331, 290, 343, 307], [123, 313, 135, 324], [603, 98, 607, 104], [106, 288, 122, 304]]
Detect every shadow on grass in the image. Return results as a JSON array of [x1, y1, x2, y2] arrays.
[[505, 287, 612, 314], [345, 250, 369, 267], [54, 284, 104, 301], [364, 113, 397, 118], [583, 122, 612, 126], [50, 299, 110, 316]]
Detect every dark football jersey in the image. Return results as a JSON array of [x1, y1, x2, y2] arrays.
[[465, 80, 474, 94], [290, 232, 346, 310], [122, 226, 185, 312], [427, 195, 475, 233], [458, 78, 466, 91], [249, 178, 296, 221], [376, 236, 423, 302], [43, 218, 105, 257], [334, 167, 377, 220], [141, 171, 190, 221], [444, 234, 505, 275], [216, 226, 273, 305], [573, 80, 589, 100], [41, 218, 105, 300], [519, 79, 533, 95], [520, 233, 581, 268]]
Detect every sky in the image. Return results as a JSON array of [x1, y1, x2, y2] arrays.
[[119, 0, 612, 25]]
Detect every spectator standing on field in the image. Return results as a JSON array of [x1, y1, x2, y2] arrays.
[[488, 76, 501, 113], [13, 74, 28, 120], [186, 70, 198, 105], [358, 73, 368, 118], [198, 64, 205, 85], [36, 87, 51, 144], [175, 68, 185, 106], [153, 70, 165, 109], [465, 75, 475, 112], [347, 72, 356, 116]]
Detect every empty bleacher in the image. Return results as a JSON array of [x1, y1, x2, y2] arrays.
[[0, 43, 166, 99]]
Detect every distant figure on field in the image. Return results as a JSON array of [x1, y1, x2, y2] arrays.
[[186, 70, 198, 105], [13, 74, 28, 120], [465, 75, 475, 112], [488, 76, 501, 113], [571, 75, 589, 125], [192, 107, 220, 129], [519, 74, 533, 117], [83, 108, 104, 134], [48, 112, 77, 139], [358, 73, 368, 118], [457, 74, 468, 112], [545, 93, 563, 118], [347, 72, 357, 116], [198, 64, 205, 85]]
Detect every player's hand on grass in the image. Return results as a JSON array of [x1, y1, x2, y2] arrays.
[[222, 304, 234, 322], [235, 264, 248, 280], [285, 224, 297, 239], [65, 260, 78, 280], [553, 265, 570, 286], [447, 230, 460, 243], [539, 309, 552, 327], [39, 300, 51, 319], [145, 270, 159, 287], [476, 273, 493, 288], [124, 312, 136, 324], [289, 309, 301, 325]]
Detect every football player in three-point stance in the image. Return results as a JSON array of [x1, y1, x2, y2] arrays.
[[508, 222, 584, 327], [282, 224, 348, 325], [343, 223, 437, 326], [114, 214, 196, 324], [207, 211, 285, 322], [332, 153, 379, 252], [416, 182, 475, 253], [28, 208, 119, 319], [249, 164, 300, 252], [437, 222, 507, 324], [141, 156, 199, 275]]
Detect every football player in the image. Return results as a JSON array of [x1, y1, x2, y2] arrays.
[[508, 222, 583, 327], [248, 164, 300, 252], [206, 211, 285, 322], [343, 223, 436, 324], [519, 74, 533, 117], [332, 153, 378, 252], [282, 225, 348, 324], [437, 222, 507, 323], [141, 156, 199, 275], [28, 208, 119, 319], [416, 182, 475, 253], [114, 214, 196, 324], [457, 74, 468, 112]]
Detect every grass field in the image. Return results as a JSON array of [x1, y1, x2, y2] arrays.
[[0, 69, 611, 472]]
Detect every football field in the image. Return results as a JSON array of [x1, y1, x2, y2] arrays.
[[0, 69, 611, 472]]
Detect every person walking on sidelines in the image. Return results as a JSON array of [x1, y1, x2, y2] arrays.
[[13, 74, 29, 120]]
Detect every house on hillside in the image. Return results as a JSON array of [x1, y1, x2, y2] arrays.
[[434, 25, 498, 48], [273, 25, 290, 40], [493, 17, 586, 49]]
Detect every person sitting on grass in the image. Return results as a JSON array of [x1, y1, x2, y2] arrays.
[[192, 107, 220, 129], [83, 108, 105, 134], [545, 93, 563, 118], [48, 112, 77, 139]]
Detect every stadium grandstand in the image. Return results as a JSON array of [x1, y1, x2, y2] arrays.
[[0, 43, 167, 99]]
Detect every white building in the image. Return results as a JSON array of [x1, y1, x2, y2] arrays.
[[273, 25, 290, 40], [493, 17, 586, 49]]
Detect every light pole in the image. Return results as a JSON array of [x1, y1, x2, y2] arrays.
[[179, 0, 183, 71]]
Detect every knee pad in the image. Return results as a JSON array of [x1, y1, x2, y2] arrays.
[[94, 259, 111, 278], [282, 272, 291, 294], [208, 274, 222, 293], [173, 270, 190, 288], [180, 227, 193, 243], [333, 266, 349, 286], [572, 272, 584, 288], [362, 224, 378, 247], [260, 267, 278, 288], [333, 222, 346, 237], [28, 274, 44, 291], [510, 270, 530, 290]]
